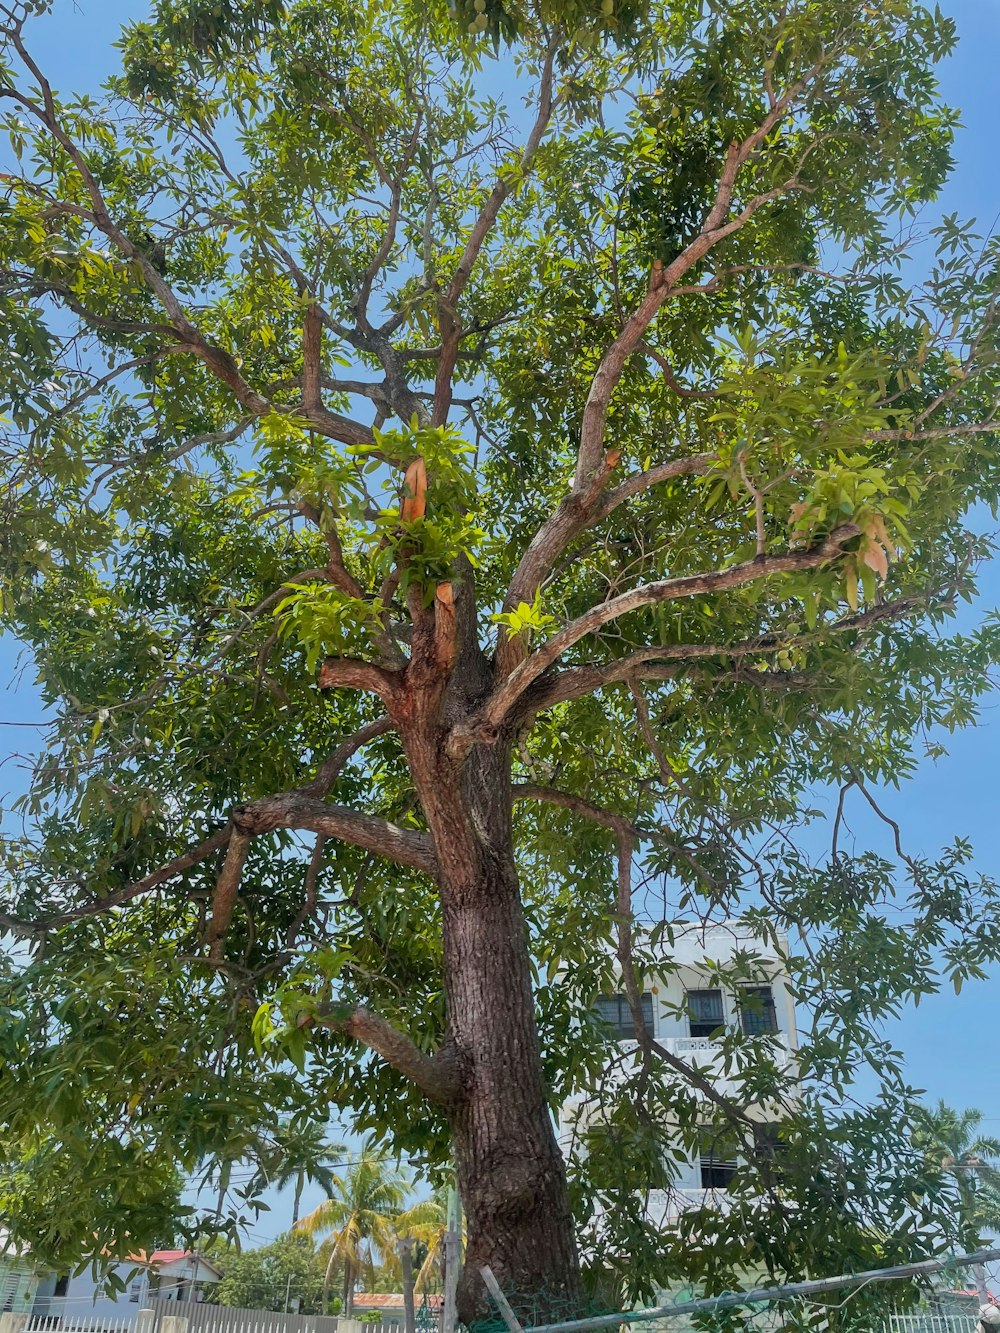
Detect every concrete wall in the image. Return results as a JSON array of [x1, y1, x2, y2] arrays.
[[0, 1312, 29, 1333]]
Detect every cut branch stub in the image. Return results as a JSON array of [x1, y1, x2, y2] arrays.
[[434, 581, 457, 671], [401, 456, 428, 523]]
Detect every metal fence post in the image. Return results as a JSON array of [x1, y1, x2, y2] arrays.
[[399, 1239, 416, 1333], [441, 1231, 460, 1333], [480, 1269, 523, 1333]]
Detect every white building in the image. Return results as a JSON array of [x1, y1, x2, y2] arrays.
[[558, 920, 798, 1226], [30, 1251, 222, 1322]]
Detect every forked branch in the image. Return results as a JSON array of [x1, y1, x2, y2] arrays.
[[501, 59, 827, 649], [532, 591, 920, 711], [1, 781, 436, 940], [0, 828, 232, 937], [431, 38, 559, 426]]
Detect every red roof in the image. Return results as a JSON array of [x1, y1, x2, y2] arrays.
[[353, 1295, 444, 1311], [124, 1250, 222, 1276]]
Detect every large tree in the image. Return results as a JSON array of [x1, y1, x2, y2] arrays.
[[213, 1233, 330, 1315], [2, 0, 1000, 1319]]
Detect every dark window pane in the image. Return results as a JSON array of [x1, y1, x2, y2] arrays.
[[699, 1127, 738, 1189], [593, 995, 622, 1028], [700, 1159, 738, 1189], [593, 992, 653, 1038], [687, 988, 724, 1038], [739, 985, 778, 1036]]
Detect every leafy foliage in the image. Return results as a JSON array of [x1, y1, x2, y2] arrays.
[[250, 1119, 347, 1227], [212, 1233, 332, 1315]]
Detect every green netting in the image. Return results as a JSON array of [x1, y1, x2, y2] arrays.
[[416, 1296, 441, 1333], [469, 1284, 615, 1333]]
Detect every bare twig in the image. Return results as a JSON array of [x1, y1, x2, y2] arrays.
[[431, 39, 559, 426]]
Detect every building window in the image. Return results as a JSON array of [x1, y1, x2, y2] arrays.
[[687, 988, 724, 1038], [593, 992, 653, 1039], [738, 985, 778, 1036], [699, 1128, 738, 1189]]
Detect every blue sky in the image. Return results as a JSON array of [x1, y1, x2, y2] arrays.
[[2, 0, 1000, 1239]]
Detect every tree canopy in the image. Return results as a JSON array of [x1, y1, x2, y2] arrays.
[[213, 1232, 331, 1315], [1, 0, 1000, 1317]]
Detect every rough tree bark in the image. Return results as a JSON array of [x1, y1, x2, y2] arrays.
[[390, 599, 581, 1322]]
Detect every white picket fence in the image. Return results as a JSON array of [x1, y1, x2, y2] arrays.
[[23, 1318, 135, 1333], [15, 1304, 377, 1333], [144, 1303, 360, 1333]]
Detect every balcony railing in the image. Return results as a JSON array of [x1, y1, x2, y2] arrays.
[[656, 1032, 794, 1060]]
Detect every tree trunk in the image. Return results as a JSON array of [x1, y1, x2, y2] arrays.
[[403, 712, 581, 1325], [321, 1246, 337, 1315], [399, 1239, 417, 1333], [343, 1258, 354, 1318], [291, 1173, 303, 1227]]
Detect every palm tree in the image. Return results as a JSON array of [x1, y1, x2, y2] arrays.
[[913, 1101, 1000, 1303], [295, 1151, 409, 1315], [407, 1191, 449, 1296], [395, 1186, 466, 1297], [387, 1191, 453, 1295], [256, 1120, 346, 1226]]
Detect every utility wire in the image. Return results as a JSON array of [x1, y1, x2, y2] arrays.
[[520, 1247, 1000, 1333]]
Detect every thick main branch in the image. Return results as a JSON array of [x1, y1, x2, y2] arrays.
[[312, 1003, 463, 1104], [232, 793, 437, 877], [0, 828, 232, 937], [501, 60, 826, 657]]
